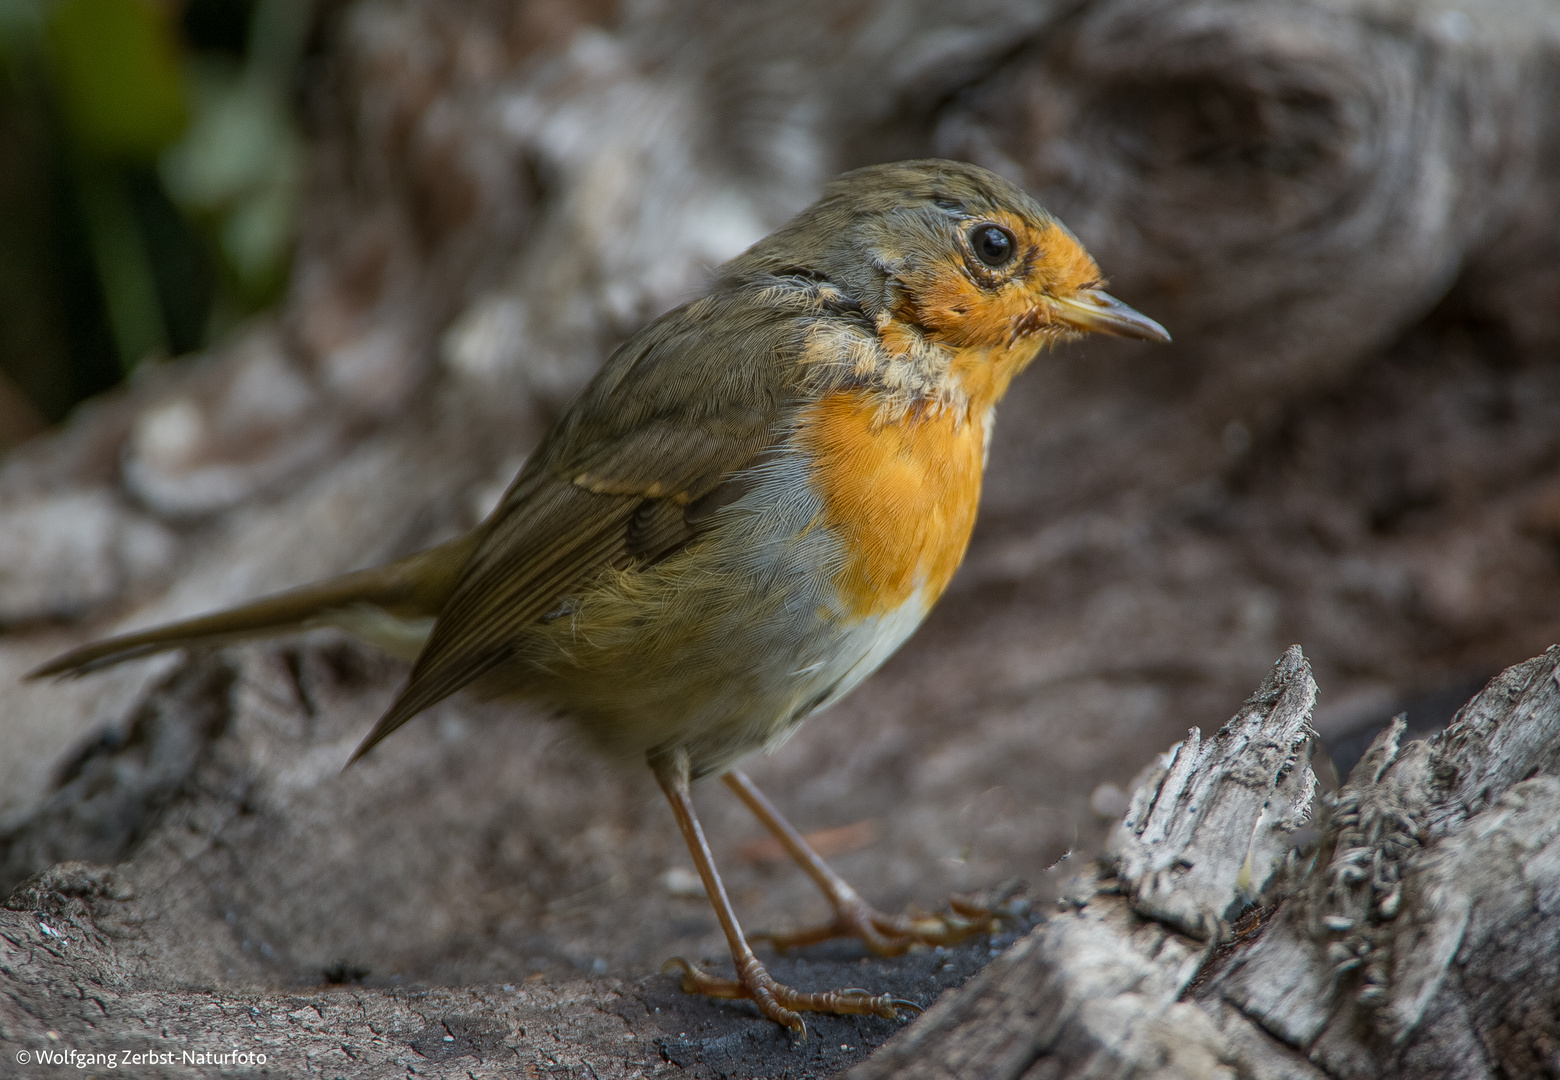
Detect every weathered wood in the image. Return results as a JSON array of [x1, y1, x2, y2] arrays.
[[8, 639, 1560, 1077], [1110, 646, 1317, 941], [846, 649, 1560, 1079], [1, 860, 1022, 1078], [1199, 648, 1560, 1078], [844, 648, 1320, 1080]]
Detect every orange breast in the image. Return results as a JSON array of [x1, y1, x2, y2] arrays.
[[798, 391, 987, 620]]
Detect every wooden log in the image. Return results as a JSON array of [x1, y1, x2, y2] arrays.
[[847, 647, 1560, 1079], [8, 647, 1560, 1076]]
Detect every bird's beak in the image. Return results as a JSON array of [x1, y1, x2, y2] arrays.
[[1050, 288, 1171, 343]]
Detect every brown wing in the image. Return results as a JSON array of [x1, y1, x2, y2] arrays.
[[347, 283, 823, 762]]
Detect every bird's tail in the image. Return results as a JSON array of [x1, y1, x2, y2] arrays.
[[28, 532, 483, 679]]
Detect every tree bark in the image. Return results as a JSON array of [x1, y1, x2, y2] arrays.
[[848, 646, 1560, 1079], [4, 1, 1560, 1076]]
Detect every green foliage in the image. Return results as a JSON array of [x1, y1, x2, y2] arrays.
[[163, 57, 302, 305], [48, 0, 187, 160], [0, 0, 307, 429]]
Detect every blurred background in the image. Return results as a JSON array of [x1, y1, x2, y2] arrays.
[[0, 0, 306, 440], [1, 0, 1559, 1016]]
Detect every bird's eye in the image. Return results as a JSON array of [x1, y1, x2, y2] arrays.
[[971, 225, 1016, 267]]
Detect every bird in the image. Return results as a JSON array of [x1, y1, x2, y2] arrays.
[[32, 158, 1169, 1034]]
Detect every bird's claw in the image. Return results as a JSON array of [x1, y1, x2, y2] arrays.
[[756, 894, 999, 957], [662, 956, 914, 1036]]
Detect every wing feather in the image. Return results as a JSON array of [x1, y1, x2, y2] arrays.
[[349, 279, 842, 762], [349, 488, 637, 761]]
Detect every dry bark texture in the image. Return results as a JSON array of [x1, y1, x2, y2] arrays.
[[847, 646, 1560, 1079], [11, 647, 1560, 1076], [3, 0, 1560, 1076]]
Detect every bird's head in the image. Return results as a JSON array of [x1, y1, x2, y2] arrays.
[[733, 159, 1168, 353]]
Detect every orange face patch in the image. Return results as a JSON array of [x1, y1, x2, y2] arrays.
[[900, 220, 1102, 349], [882, 219, 1104, 414], [798, 390, 986, 621]]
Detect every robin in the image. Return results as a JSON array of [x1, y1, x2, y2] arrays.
[[34, 159, 1168, 1033]]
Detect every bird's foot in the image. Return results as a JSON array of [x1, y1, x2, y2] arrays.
[[756, 893, 998, 957], [662, 956, 919, 1035]]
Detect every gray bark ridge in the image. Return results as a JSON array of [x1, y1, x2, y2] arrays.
[[1201, 646, 1560, 1079], [1110, 645, 1319, 941], [849, 646, 1560, 1079], [845, 646, 1322, 1080]]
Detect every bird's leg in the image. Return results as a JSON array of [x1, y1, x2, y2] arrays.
[[723, 769, 996, 956], [652, 753, 917, 1035]]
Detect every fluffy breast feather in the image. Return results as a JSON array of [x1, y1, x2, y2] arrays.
[[797, 390, 987, 621]]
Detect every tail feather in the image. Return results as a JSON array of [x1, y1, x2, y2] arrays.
[[28, 533, 481, 680]]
